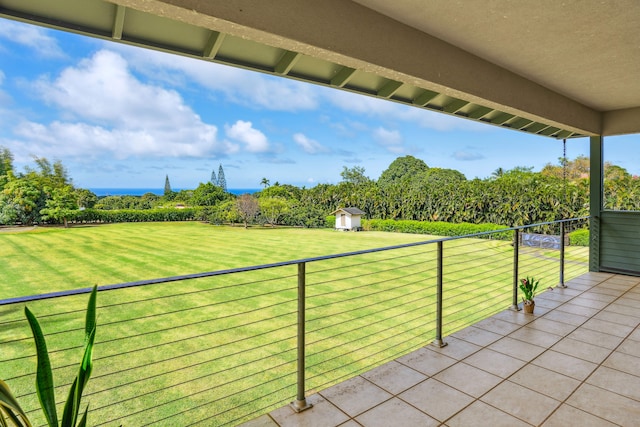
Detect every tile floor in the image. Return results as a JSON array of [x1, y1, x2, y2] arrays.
[[241, 272, 640, 426]]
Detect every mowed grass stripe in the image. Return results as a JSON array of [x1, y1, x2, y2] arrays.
[[0, 222, 588, 426]]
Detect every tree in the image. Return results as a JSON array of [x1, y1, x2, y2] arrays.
[[164, 175, 172, 196], [75, 189, 98, 209], [378, 155, 428, 188], [340, 166, 371, 185], [259, 196, 289, 226], [217, 165, 227, 191], [192, 182, 228, 206], [40, 185, 78, 227], [235, 193, 259, 228], [211, 169, 217, 185], [0, 176, 43, 225], [0, 146, 14, 189], [260, 177, 270, 188]]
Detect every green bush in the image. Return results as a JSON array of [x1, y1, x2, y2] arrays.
[[364, 219, 512, 240], [569, 228, 589, 246], [70, 207, 202, 224]]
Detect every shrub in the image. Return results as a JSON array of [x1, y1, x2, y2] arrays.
[[363, 219, 512, 240], [569, 228, 589, 246]]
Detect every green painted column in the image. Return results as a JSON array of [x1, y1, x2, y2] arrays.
[[589, 136, 603, 272]]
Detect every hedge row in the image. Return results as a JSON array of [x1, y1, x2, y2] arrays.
[[569, 229, 589, 246], [362, 219, 513, 240], [69, 208, 205, 223]]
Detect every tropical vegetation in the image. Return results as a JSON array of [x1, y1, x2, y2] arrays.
[[2, 147, 639, 230]]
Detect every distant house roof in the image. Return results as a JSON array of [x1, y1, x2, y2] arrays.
[[331, 207, 366, 215]]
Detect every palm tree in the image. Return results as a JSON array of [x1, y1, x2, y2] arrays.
[[260, 177, 270, 188]]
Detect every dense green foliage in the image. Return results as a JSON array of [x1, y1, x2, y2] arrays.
[[2, 148, 639, 229], [364, 219, 513, 240]]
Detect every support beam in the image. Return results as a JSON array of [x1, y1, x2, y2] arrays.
[[203, 30, 225, 59], [443, 98, 468, 114], [412, 89, 438, 106], [589, 136, 603, 272], [467, 105, 493, 119], [112, 5, 126, 40], [330, 66, 356, 87], [377, 80, 403, 98], [274, 50, 300, 75]]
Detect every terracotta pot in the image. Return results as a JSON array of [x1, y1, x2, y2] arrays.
[[523, 300, 535, 314]]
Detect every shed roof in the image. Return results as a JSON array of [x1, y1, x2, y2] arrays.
[[332, 208, 366, 216]]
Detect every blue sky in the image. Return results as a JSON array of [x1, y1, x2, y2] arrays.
[[1, 18, 638, 190]]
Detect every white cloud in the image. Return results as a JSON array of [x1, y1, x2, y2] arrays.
[[373, 127, 404, 153], [9, 49, 240, 160], [225, 120, 270, 153], [293, 133, 329, 154], [113, 44, 319, 112], [0, 21, 66, 58]]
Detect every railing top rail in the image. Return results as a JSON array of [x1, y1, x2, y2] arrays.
[[1, 216, 589, 306]]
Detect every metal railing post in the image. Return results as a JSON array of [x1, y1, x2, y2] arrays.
[[556, 221, 567, 288], [510, 228, 521, 311], [290, 262, 312, 412], [558, 221, 567, 288], [432, 241, 447, 348]]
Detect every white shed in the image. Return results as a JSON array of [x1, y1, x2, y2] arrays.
[[331, 207, 366, 231]]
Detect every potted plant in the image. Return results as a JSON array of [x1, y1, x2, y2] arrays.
[[519, 276, 539, 314]]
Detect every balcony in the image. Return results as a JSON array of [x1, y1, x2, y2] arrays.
[[248, 271, 640, 427]]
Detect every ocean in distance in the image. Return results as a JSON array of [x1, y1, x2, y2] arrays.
[[90, 188, 260, 197]]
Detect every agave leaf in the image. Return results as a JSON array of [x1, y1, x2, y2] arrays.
[[76, 406, 88, 427], [0, 379, 31, 427], [61, 286, 97, 427], [24, 308, 58, 427]]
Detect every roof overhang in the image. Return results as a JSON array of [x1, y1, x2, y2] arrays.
[[2, 0, 639, 139]]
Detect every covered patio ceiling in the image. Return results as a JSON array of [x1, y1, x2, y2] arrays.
[[2, 0, 639, 139]]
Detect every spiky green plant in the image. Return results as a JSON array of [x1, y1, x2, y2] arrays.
[[1, 286, 97, 427], [519, 276, 540, 302]]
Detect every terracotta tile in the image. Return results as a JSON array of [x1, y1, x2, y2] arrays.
[[587, 365, 640, 401], [463, 348, 526, 378], [473, 317, 522, 335], [617, 337, 640, 357], [542, 309, 589, 326], [360, 360, 426, 395], [396, 346, 457, 376], [603, 303, 640, 319], [555, 302, 600, 317], [582, 318, 634, 337], [355, 397, 439, 427], [541, 404, 618, 427], [320, 376, 392, 417], [433, 362, 502, 398], [603, 351, 640, 377], [237, 414, 280, 427], [509, 364, 580, 401], [508, 326, 563, 348], [570, 296, 610, 310], [270, 393, 349, 427], [446, 400, 530, 427], [551, 337, 613, 364], [527, 317, 576, 336], [566, 327, 625, 350], [567, 383, 640, 426], [492, 309, 535, 326], [451, 325, 503, 346], [488, 336, 546, 362], [398, 378, 474, 422], [481, 381, 560, 425], [426, 336, 482, 360], [531, 350, 597, 381]]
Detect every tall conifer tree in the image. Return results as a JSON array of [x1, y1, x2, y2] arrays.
[[164, 174, 172, 196], [217, 165, 227, 191], [211, 169, 217, 185]]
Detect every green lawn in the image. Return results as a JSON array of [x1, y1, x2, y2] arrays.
[[0, 222, 588, 426]]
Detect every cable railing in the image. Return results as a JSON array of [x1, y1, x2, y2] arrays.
[[0, 217, 589, 426]]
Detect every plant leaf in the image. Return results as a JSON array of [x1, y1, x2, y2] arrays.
[[0, 379, 31, 427], [76, 406, 88, 427], [24, 307, 58, 427], [62, 286, 97, 427]]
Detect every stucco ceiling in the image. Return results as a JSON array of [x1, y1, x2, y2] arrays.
[[1, 0, 639, 138]]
